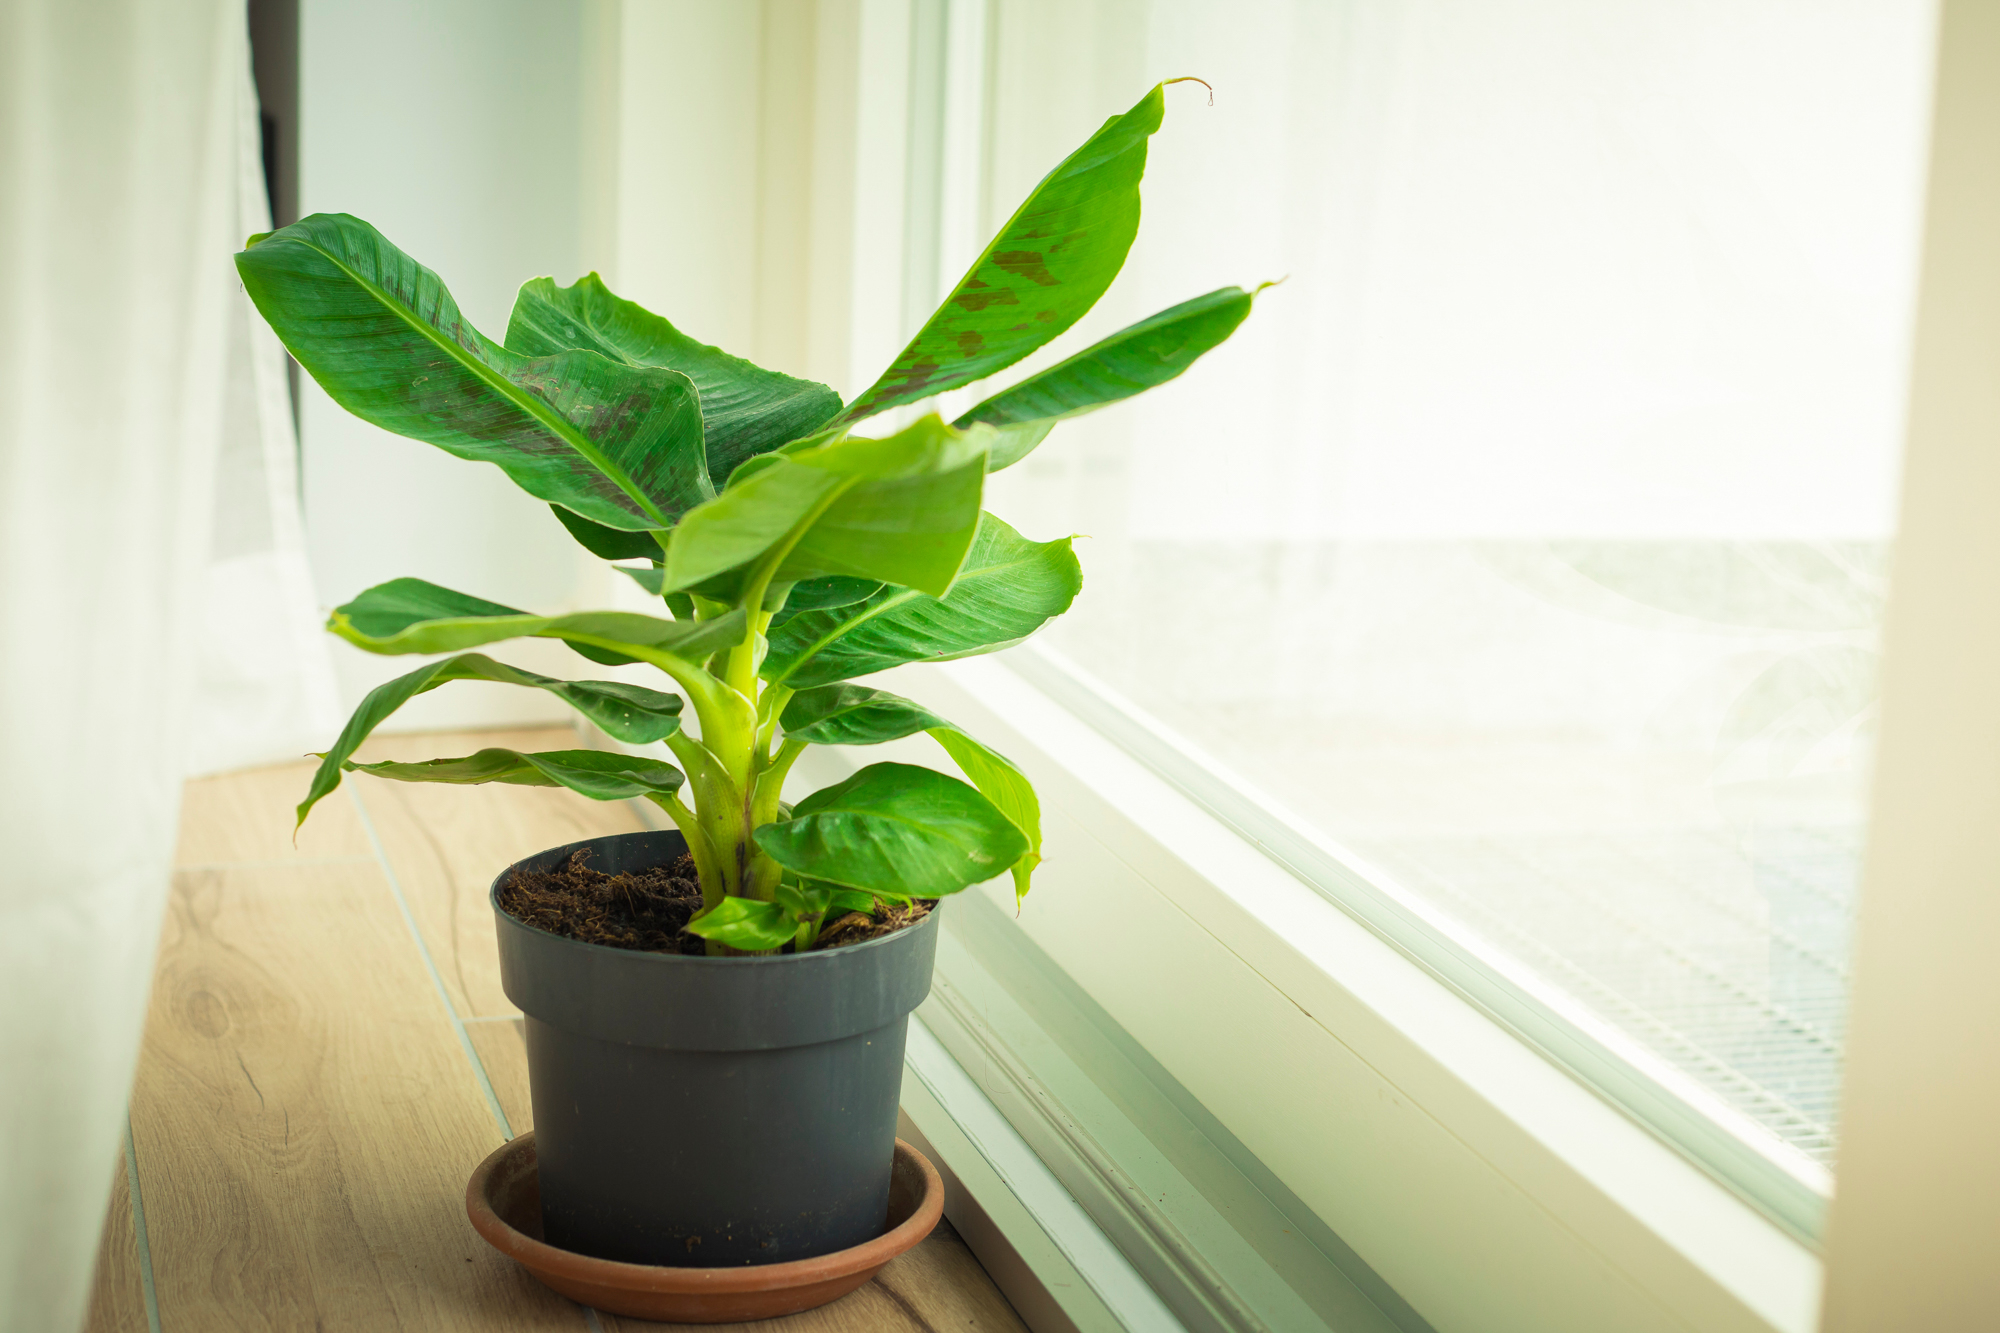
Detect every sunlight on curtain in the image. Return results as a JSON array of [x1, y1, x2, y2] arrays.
[[0, 2, 334, 1326], [979, 0, 1936, 1174]]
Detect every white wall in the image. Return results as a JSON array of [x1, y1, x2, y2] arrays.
[[298, 0, 606, 727]]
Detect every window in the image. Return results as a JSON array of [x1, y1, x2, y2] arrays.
[[954, 0, 1936, 1232]]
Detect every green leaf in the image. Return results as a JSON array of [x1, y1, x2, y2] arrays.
[[754, 762, 1027, 897], [615, 564, 667, 595], [296, 653, 684, 826], [930, 730, 1042, 902], [984, 422, 1055, 473], [835, 84, 1171, 426], [507, 273, 842, 483], [345, 747, 686, 801], [780, 684, 951, 745], [770, 576, 885, 627], [235, 214, 711, 530], [773, 879, 833, 920], [779, 685, 1043, 898], [662, 415, 988, 597], [827, 887, 883, 914], [763, 512, 1081, 687], [771, 880, 890, 928], [552, 505, 663, 561], [683, 896, 798, 952], [328, 577, 746, 660], [955, 286, 1258, 470]]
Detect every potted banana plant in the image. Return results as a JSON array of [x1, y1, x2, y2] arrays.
[[238, 79, 1260, 1318]]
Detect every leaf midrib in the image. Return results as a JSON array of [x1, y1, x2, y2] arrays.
[[790, 804, 997, 851], [293, 234, 673, 528], [962, 289, 1245, 424], [767, 548, 1055, 684], [336, 607, 726, 656]]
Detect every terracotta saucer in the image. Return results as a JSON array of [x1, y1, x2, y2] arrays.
[[466, 1132, 945, 1324]]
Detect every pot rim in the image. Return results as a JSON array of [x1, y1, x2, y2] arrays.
[[466, 1131, 945, 1292], [488, 827, 943, 969]]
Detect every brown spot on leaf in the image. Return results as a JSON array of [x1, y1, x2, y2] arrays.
[[991, 250, 1060, 286], [953, 288, 1018, 312]]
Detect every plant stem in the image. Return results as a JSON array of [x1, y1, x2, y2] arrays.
[[652, 485, 853, 912], [650, 790, 723, 906], [756, 682, 794, 756], [754, 739, 805, 823]]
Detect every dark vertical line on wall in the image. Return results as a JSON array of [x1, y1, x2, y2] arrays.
[[248, 0, 301, 437]]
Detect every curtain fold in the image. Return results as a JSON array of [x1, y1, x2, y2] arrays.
[[0, 2, 335, 1327], [192, 27, 342, 779]]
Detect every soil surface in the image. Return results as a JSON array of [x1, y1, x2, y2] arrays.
[[815, 900, 932, 949], [497, 848, 931, 954]]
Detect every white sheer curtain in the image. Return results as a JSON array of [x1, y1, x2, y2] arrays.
[[0, 1, 336, 1327], [194, 22, 342, 778]]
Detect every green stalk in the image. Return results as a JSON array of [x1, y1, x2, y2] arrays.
[[650, 790, 724, 908], [666, 731, 744, 898], [753, 739, 805, 823], [756, 683, 795, 757], [686, 483, 855, 911]]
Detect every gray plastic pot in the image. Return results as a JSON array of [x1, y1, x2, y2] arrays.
[[490, 829, 941, 1267]]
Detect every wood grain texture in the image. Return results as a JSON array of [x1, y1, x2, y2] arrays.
[[348, 726, 648, 1018], [84, 1155, 147, 1333], [466, 1014, 1028, 1333], [129, 861, 587, 1330], [466, 1019, 534, 1138], [175, 758, 374, 866]]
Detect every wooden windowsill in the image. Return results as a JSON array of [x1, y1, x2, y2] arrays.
[[86, 727, 1028, 1332]]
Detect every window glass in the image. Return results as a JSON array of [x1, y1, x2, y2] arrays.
[[972, 0, 1935, 1176]]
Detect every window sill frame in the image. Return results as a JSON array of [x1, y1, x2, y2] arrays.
[[877, 652, 1824, 1333]]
